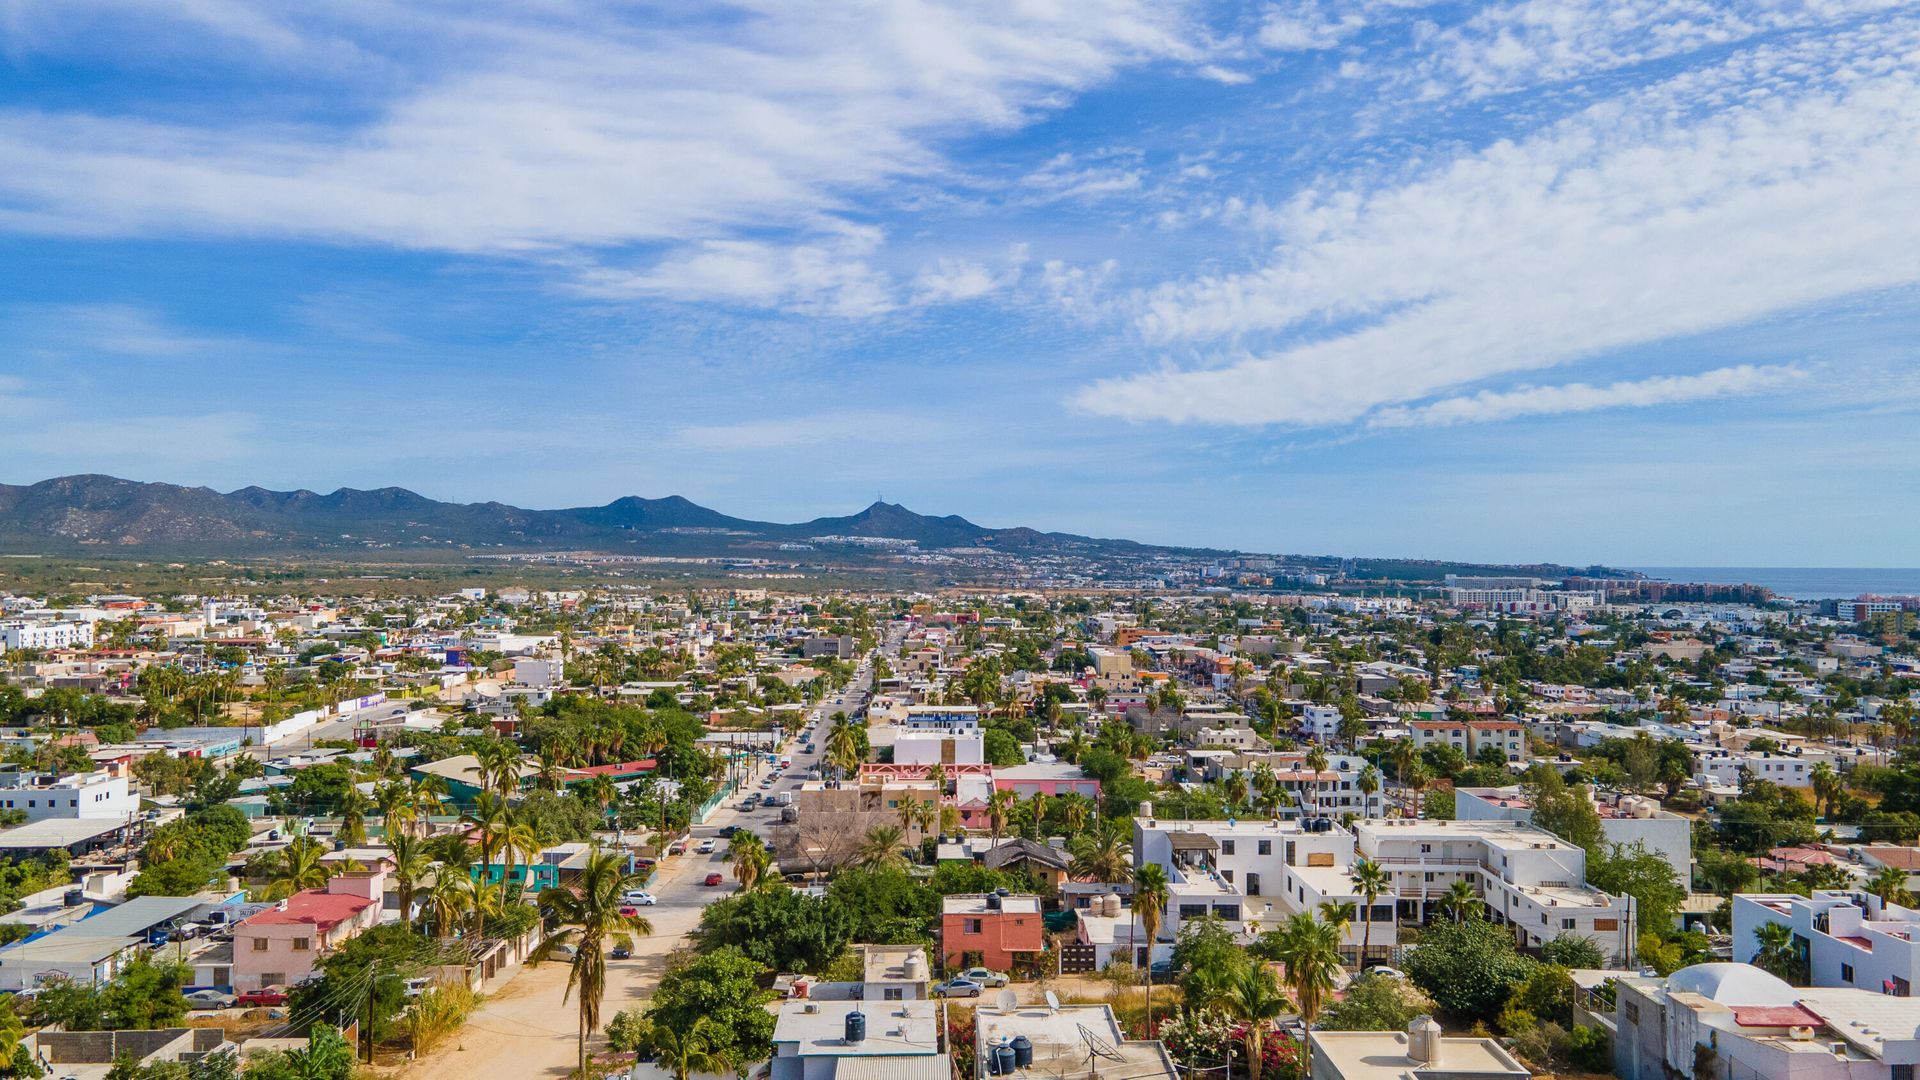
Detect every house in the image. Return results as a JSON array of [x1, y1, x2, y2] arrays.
[[974, 1001, 1175, 1080], [1614, 963, 1920, 1080], [979, 838, 1072, 893], [0, 769, 136, 823], [1310, 1019, 1528, 1080], [0, 896, 205, 990], [1732, 890, 1920, 996], [941, 893, 1043, 971], [769, 949, 946, 1080], [233, 871, 386, 991], [990, 762, 1099, 801]]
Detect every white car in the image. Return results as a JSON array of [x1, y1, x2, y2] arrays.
[[184, 989, 236, 1009], [623, 891, 657, 906], [696, 839, 716, 854]]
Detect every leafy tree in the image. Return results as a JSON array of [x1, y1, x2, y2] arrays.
[[1208, 964, 1291, 1080], [289, 923, 443, 1043], [1319, 973, 1432, 1032], [826, 867, 937, 944], [1540, 934, 1607, 969], [30, 957, 189, 1031], [982, 728, 1025, 767], [926, 862, 1015, 897], [1172, 916, 1248, 1010], [643, 947, 776, 1066], [1403, 917, 1537, 1019], [696, 888, 854, 973], [1587, 842, 1685, 932], [1523, 768, 1603, 852]]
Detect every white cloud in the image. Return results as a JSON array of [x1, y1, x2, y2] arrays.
[[3, 302, 244, 358], [913, 259, 1003, 303], [0, 2, 1199, 259], [1196, 64, 1254, 85], [1021, 152, 1145, 203], [1082, 20, 1920, 425], [1257, 4, 1367, 51], [573, 229, 896, 318], [1368, 364, 1806, 427]]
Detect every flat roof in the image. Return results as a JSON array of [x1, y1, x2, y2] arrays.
[[1309, 1030, 1529, 1080], [974, 1002, 1174, 1080], [0, 818, 128, 849], [862, 945, 931, 985], [943, 894, 1042, 916], [773, 999, 941, 1057]]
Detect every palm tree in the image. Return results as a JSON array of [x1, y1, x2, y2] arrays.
[[469, 876, 505, 940], [337, 785, 370, 846], [1209, 963, 1293, 1080], [268, 835, 336, 899], [374, 780, 415, 839], [426, 871, 472, 939], [1068, 818, 1133, 882], [500, 813, 541, 896], [648, 1016, 734, 1080], [531, 847, 653, 1080], [588, 775, 620, 825], [1132, 863, 1168, 1028], [1810, 762, 1842, 820], [988, 790, 1016, 844], [1356, 765, 1380, 818], [1303, 745, 1330, 819], [1274, 912, 1341, 1078], [1870, 865, 1915, 908], [1403, 759, 1430, 821], [465, 792, 511, 876], [1317, 899, 1356, 961], [731, 831, 771, 891], [1439, 880, 1483, 923], [1350, 859, 1392, 967], [859, 825, 908, 869], [925, 762, 947, 798], [388, 832, 432, 926], [534, 750, 568, 792]]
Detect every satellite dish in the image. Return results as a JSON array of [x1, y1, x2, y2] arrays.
[[1044, 990, 1061, 1014], [996, 988, 1019, 1013], [1077, 1023, 1125, 1063]]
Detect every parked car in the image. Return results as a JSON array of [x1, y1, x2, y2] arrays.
[[622, 890, 656, 906], [696, 839, 716, 854], [545, 941, 577, 959], [1147, 960, 1177, 984], [933, 978, 984, 998], [703, 872, 725, 886], [960, 968, 1009, 988], [237, 987, 288, 1007], [610, 945, 632, 960], [403, 978, 435, 998], [1363, 965, 1408, 981], [184, 989, 236, 1009]]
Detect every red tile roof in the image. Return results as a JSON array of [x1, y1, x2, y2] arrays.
[[242, 890, 375, 933]]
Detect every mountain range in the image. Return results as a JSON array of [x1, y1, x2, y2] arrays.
[[0, 475, 1215, 558]]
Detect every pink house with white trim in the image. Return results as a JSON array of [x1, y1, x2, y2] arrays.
[[233, 870, 386, 992]]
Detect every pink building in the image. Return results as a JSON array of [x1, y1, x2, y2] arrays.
[[233, 870, 386, 991], [990, 762, 1100, 801]]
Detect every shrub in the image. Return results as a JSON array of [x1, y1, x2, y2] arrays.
[[1567, 1024, 1612, 1072]]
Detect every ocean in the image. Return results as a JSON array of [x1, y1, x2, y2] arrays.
[[1630, 567, 1920, 602]]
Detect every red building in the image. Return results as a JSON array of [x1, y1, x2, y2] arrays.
[[941, 893, 1044, 971]]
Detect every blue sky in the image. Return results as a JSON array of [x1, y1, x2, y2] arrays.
[[3, 1, 1919, 566]]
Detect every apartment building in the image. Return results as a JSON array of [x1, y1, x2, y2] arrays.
[[1352, 819, 1638, 962], [941, 893, 1042, 970], [233, 871, 386, 991], [1696, 749, 1815, 789], [892, 729, 985, 766], [1467, 721, 1526, 763], [901, 705, 981, 734], [1732, 891, 1920, 997], [0, 769, 135, 823], [1456, 786, 1693, 889], [0, 619, 95, 652], [1184, 751, 1385, 818], [1132, 815, 1394, 962]]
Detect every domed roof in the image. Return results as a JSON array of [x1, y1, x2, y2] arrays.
[[1667, 963, 1800, 1006]]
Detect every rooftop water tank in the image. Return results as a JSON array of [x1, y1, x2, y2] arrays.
[[904, 952, 925, 980], [1407, 1016, 1442, 1064], [1010, 1035, 1033, 1069], [845, 1011, 866, 1044]]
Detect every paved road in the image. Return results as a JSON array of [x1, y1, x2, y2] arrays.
[[401, 653, 877, 1079]]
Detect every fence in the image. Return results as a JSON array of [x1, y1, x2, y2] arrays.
[[1057, 944, 1097, 974]]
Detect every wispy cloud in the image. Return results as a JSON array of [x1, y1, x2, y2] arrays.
[[1368, 364, 1806, 428], [1082, 18, 1920, 425]]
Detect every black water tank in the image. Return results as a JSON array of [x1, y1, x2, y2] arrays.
[[845, 1011, 866, 1044], [993, 1044, 1016, 1076], [1011, 1035, 1033, 1069], [986, 893, 1001, 910]]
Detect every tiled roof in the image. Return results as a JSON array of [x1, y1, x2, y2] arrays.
[[241, 890, 375, 933]]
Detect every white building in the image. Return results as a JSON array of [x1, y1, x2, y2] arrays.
[[892, 729, 984, 767], [1733, 890, 1920, 997], [769, 945, 945, 1080], [1697, 749, 1815, 789], [0, 619, 95, 652], [1455, 786, 1693, 892], [1353, 819, 1639, 963], [901, 705, 980, 735], [0, 770, 136, 823], [511, 657, 564, 688]]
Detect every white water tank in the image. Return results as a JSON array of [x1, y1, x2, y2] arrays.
[[905, 952, 925, 980], [1407, 1016, 1442, 1064], [1140, 800, 1154, 821]]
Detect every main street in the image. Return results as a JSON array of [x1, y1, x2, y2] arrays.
[[400, 643, 883, 1078]]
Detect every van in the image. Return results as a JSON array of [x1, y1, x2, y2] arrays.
[[771, 792, 794, 808]]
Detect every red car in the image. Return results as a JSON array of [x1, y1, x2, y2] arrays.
[[237, 986, 288, 1007], [703, 872, 724, 886], [618, 905, 640, 917]]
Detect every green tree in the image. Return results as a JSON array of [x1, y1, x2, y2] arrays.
[[695, 888, 854, 972], [1540, 934, 1607, 969], [1523, 768, 1604, 852], [1208, 964, 1292, 1080], [1403, 917, 1538, 1019], [642, 1016, 735, 1080], [1133, 863, 1169, 1028], [1319, 972, 1430, 1032], [1350, 860, 1391, 966], [1587, 842, 1685, 932], [643, 947, 776, 1066]]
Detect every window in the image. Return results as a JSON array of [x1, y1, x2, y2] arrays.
[[963, 919, 983, 934], [1221, 870, 1234, 883], [1419, 844, 1432, 854], [292, 938, 311, 952], [883, 988, 904, 1000], [1257, 840, 1271, 856], [1595, 918, 1618, 931], [1561, 918, 1575, 930], [1178, 904, 1207, 918], [1424, 873, 1435, 882], [1843, 963, 1855, 983], [1221, 840, 1235, 856], [252, 939, 270, 952]]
